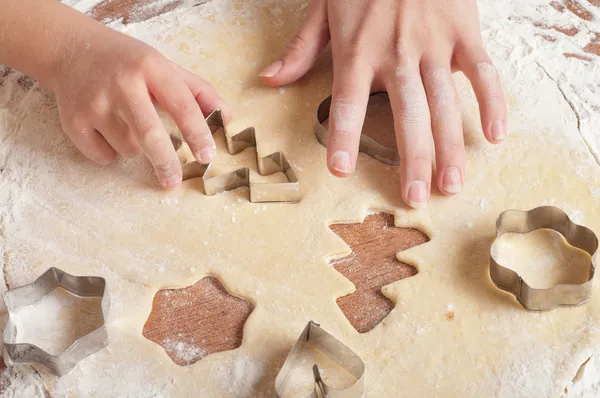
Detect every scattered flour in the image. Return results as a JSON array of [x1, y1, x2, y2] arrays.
[[209, 355, 266, 398], [162, 338, 207, 365]]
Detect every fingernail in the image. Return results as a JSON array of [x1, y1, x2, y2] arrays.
[[408, 180, 428, 210], [196, 146, 216, 164], [259, 60, 283, 77], [331, 151, 352, 173], [492, 120, 505, 141], [443, 166, 463, 194]]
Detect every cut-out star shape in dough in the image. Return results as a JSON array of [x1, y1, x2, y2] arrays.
[[143, 276, 253, 366]]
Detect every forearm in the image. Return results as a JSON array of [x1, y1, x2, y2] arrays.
[[0, 0, 106, 89]]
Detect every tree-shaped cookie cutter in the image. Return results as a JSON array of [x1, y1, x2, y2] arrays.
[[275, 321, 365, 397], [2, 267, 109, 376], [315, 93, 400, 166], [490, 206, 598, 311], [172, 109, 300, 203]]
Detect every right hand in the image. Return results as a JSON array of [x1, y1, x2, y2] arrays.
[[50, 26, 231, 189]]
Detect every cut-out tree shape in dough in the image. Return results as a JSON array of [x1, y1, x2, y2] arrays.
[[329, 213, 428, 333], [143, 276, 254, 366]]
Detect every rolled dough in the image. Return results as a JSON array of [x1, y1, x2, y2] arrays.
[[1, 0, 600, 397]]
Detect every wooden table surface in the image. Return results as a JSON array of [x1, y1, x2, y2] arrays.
[[0, 0, 599, 393]]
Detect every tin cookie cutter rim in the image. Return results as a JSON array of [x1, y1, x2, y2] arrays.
[[3, 267, 109, 376], [172, 109, 300, 203], [315, 92, 400, 166], [489, 206, 598, 311], [274, 321, 365, 397]]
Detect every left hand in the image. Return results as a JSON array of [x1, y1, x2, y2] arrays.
[[260, 0, 507, 209]]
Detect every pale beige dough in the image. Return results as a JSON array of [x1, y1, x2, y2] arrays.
[[1, 1, 600, 397]]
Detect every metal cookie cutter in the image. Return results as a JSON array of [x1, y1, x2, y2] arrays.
[[172, 109, 300, 203], [3, 267, 109, 376], [490, 206, 598, 311], [275, 321, 365, 397], [315, 92, 399, 166]]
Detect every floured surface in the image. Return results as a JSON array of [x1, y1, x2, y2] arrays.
[[1, 1, 600, 397], [492, 229, 592, 289]]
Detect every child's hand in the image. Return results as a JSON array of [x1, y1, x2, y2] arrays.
[[260, 0, 507, 209], [50, 27, 230, 189]]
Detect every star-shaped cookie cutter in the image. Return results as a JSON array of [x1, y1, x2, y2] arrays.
[[274, 321, 365, 397], [172, 109, 300, 203], [490, 206, 598, 311], [2, 267, 109, 376]]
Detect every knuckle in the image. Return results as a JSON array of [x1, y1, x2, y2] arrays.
[[114, 74, 132, 93], [86, 100, 108, 120], [138, 128, 164, 148], [427, 69, 457, 108], [395, 89, 429, 123], [172, 97, 197, 119], [286, 35, 309, 55]]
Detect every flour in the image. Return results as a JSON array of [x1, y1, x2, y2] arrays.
[[162, 338, 208, 365], [208, 355, 266, 397]]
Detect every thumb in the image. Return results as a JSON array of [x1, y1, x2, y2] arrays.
[[260, 0, 329, 87]]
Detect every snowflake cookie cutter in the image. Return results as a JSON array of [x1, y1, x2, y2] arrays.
[[490, 206, 598, 311], [274, 321, 365, 397], [2, 267, 109, 376], [315, 92, 400, 166], [172, 109, 300, 203]]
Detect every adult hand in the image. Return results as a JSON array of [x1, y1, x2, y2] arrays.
[[260, 0, 506, 209]]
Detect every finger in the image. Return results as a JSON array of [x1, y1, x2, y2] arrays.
[[386, 65, 433, 210], [61, 116, 117, 165], [454, 41, 507, 144], [146, 63, 216, 165], [96, 115, 142, 158], [327, 61, 373, 177], [421, 60, 465, 196], [119, 82, 182, 189], [174, 65, 233, 124], [260, 0, 329, 86]]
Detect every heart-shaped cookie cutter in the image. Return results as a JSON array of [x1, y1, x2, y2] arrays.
[[274, 321, 365, 397], [490, 206, 598, 311], [315, 92, 399, 166], [3, 267, 109, 376], [172, 109, 300, 203]]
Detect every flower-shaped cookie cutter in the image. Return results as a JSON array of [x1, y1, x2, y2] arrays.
[[315, 92, 400, 166], [3, 267, 109, 376], [490, 206, 598, 311], [274, 321, 365, 397], [172, 109, 300, 203]]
